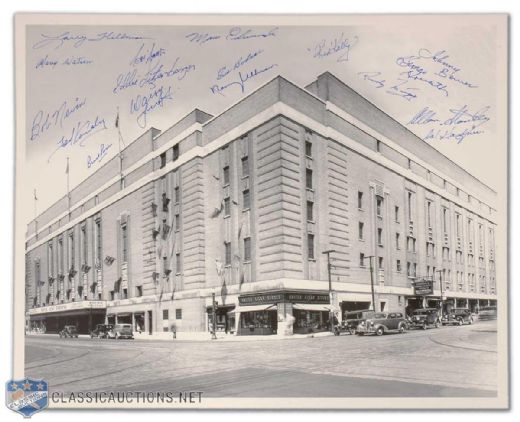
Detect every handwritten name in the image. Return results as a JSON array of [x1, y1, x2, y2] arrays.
[[87, 143, 112, 169], [113, 58, 195, 94], [130, 85, 173, 128], [185, 27, 278, 45], [33, 31, 151, 50], [217, 49, 264, 80], [210, 64, 278, 96], [48, 116, 107, 162], [130, 43, 166, 67], [307, 33, 358, 62], [358, 71, 418, 102], [31, 97, 87, 141], [408, 105, 490, 144], [35, 55, 93, 69]]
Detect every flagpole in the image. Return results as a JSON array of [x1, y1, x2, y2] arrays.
[[33, 189, 38, 235], [66, 157, 71, 216], [116, 108, 125, 188]]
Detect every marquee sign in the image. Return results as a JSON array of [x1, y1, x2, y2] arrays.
[[414, 279, 434, 296], [28, 300, 106, 315], [239, 290, 330, 306]]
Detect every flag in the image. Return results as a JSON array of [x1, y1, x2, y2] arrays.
[[210, 200, 224, 218], [215, 259, 224, 277]]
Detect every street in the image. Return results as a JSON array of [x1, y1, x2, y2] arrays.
[[25, 320, 497, 398]]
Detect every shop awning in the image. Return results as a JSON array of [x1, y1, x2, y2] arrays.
[[292, 304, 332, 312], [228, 304, 277, 314]]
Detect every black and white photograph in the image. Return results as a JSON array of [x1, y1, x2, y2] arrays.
[[10, 12, 508, 411]]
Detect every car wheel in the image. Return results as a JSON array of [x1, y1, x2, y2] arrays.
[[458, 319, 463, 326], [435, 322, 440, 328], [375, 327, 384, 336], [422, 324, 427, 330], [348, 328, 355, 335], [399, 324, 406, 333], [469, 318, 473, 325]]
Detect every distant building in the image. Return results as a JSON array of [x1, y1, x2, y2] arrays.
[[25, 72, 497, 336]]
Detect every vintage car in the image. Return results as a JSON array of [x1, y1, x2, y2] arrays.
[[58, 325, 79, 338], [409, 308, 441, 330], [356, 312, 407, 336], [334, 309, 375, 335], [478, 306, 497, 320], [113, 323, 134, 339], [442, 308, 474, 326], [90, 324, 115, 339]]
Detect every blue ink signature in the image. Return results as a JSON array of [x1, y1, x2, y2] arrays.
[[48, 116, 107, 162], [217, 49, 264, 80], [113, 58, 195, 94], [185, 27, 278, 45], [358, 71, 418, 101], [33, 31, 151, 50], [395, 56, 449, 97], [210, 64, 278, 96], [408, 105, 490, 144], [130, 85, 173, 128], [31, 97, 87, 141], [36, 55, 94, 69], [130, 43, 166, 67], [87, 143, 113, 169], [307, 33, 358, 62]]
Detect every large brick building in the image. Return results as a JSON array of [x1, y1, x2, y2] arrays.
[[25, 72, 498, 337]]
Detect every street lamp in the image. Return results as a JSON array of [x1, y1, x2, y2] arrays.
[[322, 249, 336, 333], [365, 255, 376, 311]]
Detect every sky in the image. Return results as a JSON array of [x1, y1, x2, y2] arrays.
[[22, 16, 505, 226]]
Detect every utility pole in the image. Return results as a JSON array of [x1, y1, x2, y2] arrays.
[[211, 292, 217, 340], [366, 255, 376, 311], [435, 269, 444, 317], [322, 249, 336, 333]]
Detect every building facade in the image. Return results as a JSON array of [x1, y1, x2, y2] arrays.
[[25, 72, 498, 336]]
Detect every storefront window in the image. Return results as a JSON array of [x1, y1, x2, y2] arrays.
[[293, 310, 330, 334]]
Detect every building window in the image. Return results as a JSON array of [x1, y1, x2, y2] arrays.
[[443, 246, 450, 260], [378, 256, 384, 269], [306, 168, 313, 190], [305, 141, 312, 157], [224, 242, 231, 265], [307, 234, 315, 260], [68, 232, 75, 269], [359, 253, 365, 267], [396, 233, 400, 249], [110, 291, 114, 300], [396, 260, 402, 272], [442, 208, 448, 233], [241, 156, 249, 177], [358, 222, 364, 240], [176, 309, 182, 320], [426, 201, 432, 227], [175, 213, 180, 231], [160, 152, 166, 169], [174, 186, 180, 203], [58, 238, 64, 274], [376, 196, 383, 217], [377, 228, 383, 246], [244, 237, 251, 261], [407, 236, 416, 253], [122, 288, 128, 299], [95, 219, 102, 266], [176, 253, 181, 273], [172, 144, 179, 161], [162, 309, 169, 320], [243, 189, 250, 210], [358, 191, 363, 209], [223, 197, 231, 217], [121, 224, 128, 263], [163, 256, 170, 275], [81, 225, 88, 264], [407, 191, 413, 220], [223, 166, 230, 185], [395, 206, 400, 222], [306, 201, 314, 222], [456, 213, 461, 237], [376, 140, 381, 152], [136, 286, 143, 297]]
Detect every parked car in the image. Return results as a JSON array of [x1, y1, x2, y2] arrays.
[[113, 323, 134, 339], [334, 309, 375, 335], [90, 324, 115, 339], [59, 325, 79, 338], [478, 306, 497, 320], [442, 308, 473, 326], [409, 308, 441, 330], [356, 312, 407, 336]]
